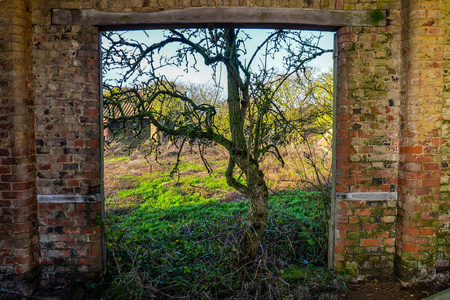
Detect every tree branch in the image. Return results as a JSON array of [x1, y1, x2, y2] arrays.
[[225, 158, 250, 196]]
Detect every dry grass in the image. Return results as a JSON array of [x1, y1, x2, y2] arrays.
[[260, 142, 331, 192], [104, 139, 332, 202]]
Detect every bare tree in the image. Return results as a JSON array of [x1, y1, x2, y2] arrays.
[[102, 28, 331, 260]]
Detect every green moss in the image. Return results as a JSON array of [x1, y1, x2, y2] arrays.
[[355, 254, 370, 262], [361, 216, 375, 224], [348, 232, 360, 239], [359, 231, 373, 239], [344, 261, 359, 275], [421, 220, 440, 227], [371, 207, 384, 216], [344, 4, 354, 10], [367, 10, 385, 25], [259, 11, 268, 21]]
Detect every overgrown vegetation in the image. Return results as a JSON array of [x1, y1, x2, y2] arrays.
[[102, 28, 333, 258], [94, 142, 341, 299]]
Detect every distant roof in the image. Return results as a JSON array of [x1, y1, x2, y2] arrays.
[[103, 97, 152, 122]]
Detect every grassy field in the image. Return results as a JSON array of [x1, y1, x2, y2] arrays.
[[99, 143, 339, 299]]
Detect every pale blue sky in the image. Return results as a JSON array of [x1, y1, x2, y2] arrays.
[[102, 29, 334, 86]]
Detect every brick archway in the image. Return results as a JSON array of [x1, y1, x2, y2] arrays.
[[1, 0, 449, 296]]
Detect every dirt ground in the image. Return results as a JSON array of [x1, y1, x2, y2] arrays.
[[339, 272, 450, 300], [2, 273, 450, 300]]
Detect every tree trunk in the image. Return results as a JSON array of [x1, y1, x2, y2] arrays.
[[243, 186, 269, 260], [224, 28, 269, 261], [236, 156, 269, 261]]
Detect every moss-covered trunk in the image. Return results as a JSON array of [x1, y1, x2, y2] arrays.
[[237, 157, 269, 260]]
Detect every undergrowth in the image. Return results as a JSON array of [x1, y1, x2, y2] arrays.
[[97, 145, 340, 299]]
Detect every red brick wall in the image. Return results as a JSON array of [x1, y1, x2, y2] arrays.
[[31, 0, 103, 288], [330, 0, 448, 283], [438, 1, 450, 271], [395, 0, 445, 282], [38, 198, 102, 287], [331, 1, 402, 277], [1, 0, 449, 294], [0, 0, 39, 296], [33, 4, 101, 197]]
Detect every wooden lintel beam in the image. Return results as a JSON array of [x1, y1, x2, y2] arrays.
[[52, 7, 386, 30]]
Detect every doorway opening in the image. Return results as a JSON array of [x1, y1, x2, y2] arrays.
[[100, 26, 336, 298]]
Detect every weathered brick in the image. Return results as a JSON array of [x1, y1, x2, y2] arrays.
[[1, 0, 449, 292]]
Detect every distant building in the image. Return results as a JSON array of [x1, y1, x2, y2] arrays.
[[103, 99, 155, 142]]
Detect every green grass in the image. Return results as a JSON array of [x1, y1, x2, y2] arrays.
[[110, 171, 232, 209], [104, 156, 130, 163]]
